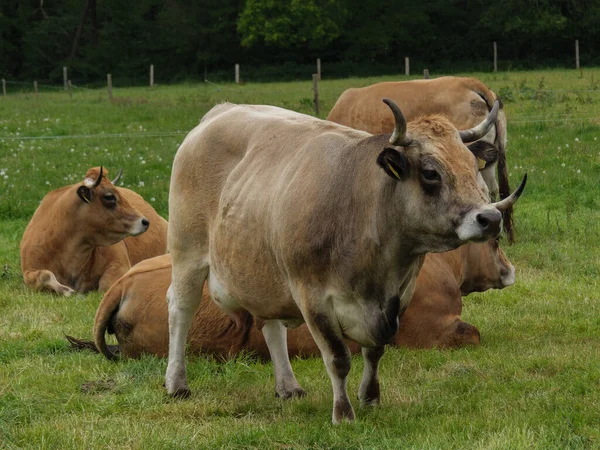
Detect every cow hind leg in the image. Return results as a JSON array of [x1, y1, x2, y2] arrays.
[[261, 320, 305, 399], [165, 262, 208, 398], [358, 346, 385, 406], [303, 311, 354, 424], [23, 270, 75, 296]]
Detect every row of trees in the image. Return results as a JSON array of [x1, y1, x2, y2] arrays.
[[1, 0, 599, 84]]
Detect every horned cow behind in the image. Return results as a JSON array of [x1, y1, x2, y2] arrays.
[[20, 167, 168, 296], [84, 237, 514, 361], [165, 100, 526, 423], [327, 76, 515, 241]]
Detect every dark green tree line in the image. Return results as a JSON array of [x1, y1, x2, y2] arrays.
[[0, 0, 599, 84]]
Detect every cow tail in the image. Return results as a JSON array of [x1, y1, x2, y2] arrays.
[[93, 282, 123, 361]]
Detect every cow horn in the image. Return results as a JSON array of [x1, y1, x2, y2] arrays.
[[111, 167, 123, 185], [93, 166, 103, 188], [490, 173, 527, 211], [383, 98, 412, 146], [459, 100, 500, 143]]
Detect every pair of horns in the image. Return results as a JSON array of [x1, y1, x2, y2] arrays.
[[92, 166, 123, 187], [383, 99, 500, 146]]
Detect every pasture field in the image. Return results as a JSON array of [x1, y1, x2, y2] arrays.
[[1, 69, 600, 449]]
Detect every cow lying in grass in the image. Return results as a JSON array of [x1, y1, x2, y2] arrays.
[[66, 234, 514, 360], [20, 166, 168, 296]]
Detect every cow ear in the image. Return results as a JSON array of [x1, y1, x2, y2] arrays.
[[467, 141, 498, 169], [77, 186, 92, 204], [377, 147, 408, 180]]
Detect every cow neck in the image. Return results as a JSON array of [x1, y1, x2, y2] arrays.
[[439, 245, 468, 287], [51, 187, 98, 279], [369, 167, 424, 286]]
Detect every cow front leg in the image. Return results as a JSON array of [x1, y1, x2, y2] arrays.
[[165, 264, 208, 398], [358, 345, 385, 406], [303, 312, 354, 424], [261, 320, 305, 399], [23, 269, 75, 296]]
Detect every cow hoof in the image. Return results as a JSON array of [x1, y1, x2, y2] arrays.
[[60, 286, 75, 297], [359, 397, 380, 407], [275, 387, 306, 399], [332, 399, 355, 424], [169, 388, 192, 399]]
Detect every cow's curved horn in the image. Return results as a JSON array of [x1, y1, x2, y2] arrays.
[[93, 166, 104, 188], [459, 100, 500, 143], [111, 167, 123, 185], [491, 173, 527, 211], [383, 98, 412, 146]]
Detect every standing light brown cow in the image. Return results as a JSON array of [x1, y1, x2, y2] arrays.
[[20, 166, 168, 296], [327, 76, 515, 241], [165, 100, 526, 423], [81, 236, 513, 361]]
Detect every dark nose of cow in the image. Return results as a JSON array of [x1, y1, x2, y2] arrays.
[[476, 209, 501, 236], [141, 218, 150, 229]]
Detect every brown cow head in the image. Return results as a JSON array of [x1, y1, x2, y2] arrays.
[[460, 237, 515, 295], [376, 99, 525, 254], [75, 166, 149, 246]]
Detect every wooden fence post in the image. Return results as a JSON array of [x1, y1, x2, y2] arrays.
[[107, 74, 113, 99], [493, 42, 498, 72], [405, 57, 410, 76], [150, 64, 154, 87], [317, 58, 321, 80], [312, 73, 319, 116], [235, 64, 240, 84], [34, 81, 38, 97], [1, 79, 6, 97], [424, 69, 430, 79], [575, 40, 580, 69], [63, 66, 68, 90], [67, 80, 73, 100]]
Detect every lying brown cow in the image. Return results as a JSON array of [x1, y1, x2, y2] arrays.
[[20, 166, 168, 296], [83, 236, 514, 361], [327, 76, 515, 240]]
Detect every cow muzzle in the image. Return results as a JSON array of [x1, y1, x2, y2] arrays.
[[456, 206, 502, 242], [500, 263, 516, 288], [457, 173, 527, 243], [129, 217, 150, 236]]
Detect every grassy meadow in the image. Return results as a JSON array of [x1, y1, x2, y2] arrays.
[[1, 69, 600, 448]]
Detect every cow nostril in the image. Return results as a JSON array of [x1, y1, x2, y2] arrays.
[[141, 218, 150, 228], [476, 210, 501, 232], [476, 214, 489, 229]]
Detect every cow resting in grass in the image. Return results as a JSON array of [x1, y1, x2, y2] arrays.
[[80, 237, 514, 361], [327, 76, 515, 241], [164, 100, 526, 423], [20, 167, 168, 296]]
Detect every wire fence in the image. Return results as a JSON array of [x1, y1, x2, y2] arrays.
[[3, 73, 600, 134]]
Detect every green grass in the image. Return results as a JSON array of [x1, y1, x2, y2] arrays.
[[2, 68, 600, 448]]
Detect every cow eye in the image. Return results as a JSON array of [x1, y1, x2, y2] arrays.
[[421, 169, 441, 182], [103, 194, 117, 203]]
